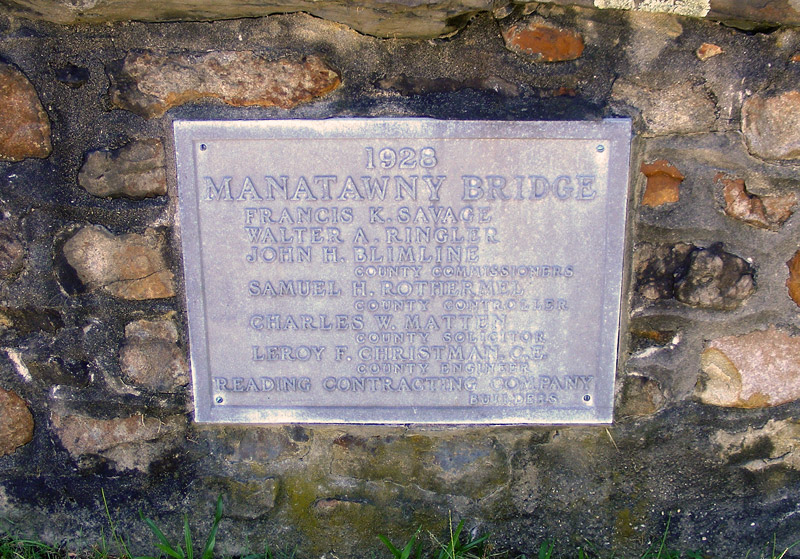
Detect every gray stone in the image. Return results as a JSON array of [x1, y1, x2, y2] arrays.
[[742, 90, 800, 160], [108, 51, 341, 118], [204, 477, 278, 519], [0, 62, 51, 162], [61, 226, 175, 300], [330, 433, 508, 499], [120, 318, 189, 392], [78, 139, 167, 199], [0, 218, 25, 279], [0, 388, 34, 457], [715, 419, 800, 471]]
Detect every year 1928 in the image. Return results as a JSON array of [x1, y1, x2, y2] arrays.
[[365, 147, 438, 169]]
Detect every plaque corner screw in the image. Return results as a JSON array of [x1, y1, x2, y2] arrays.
[[200, 143, 208, 151], [596, 144, 605, 152], [583, 394, 592, 403], [215, 396, 223, 404]]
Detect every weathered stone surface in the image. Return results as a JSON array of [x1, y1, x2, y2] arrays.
[[120, 318, 188, 392], [674, 245, 755, 310], [50, 412, 185, 472], [715, 419, 800, 471], [634, 242, 695, 301], [78, 139, 167, 199], [787, 250, 800, 307], [0, 218, 25, 279], [698, 328, 800, 408], [0, 62, 51, 162], [612, 80, 716, 136], [640, 159, 684, 207], [377, 74, 519, 96], [501, 18, 584, 62], [204, 477, 278, 519], [718, 173, 797, 230], [1, 0, 798, 35], [108, 51, 341, 118], [742, 90, 800, 160], [617, 375, 665, 418], [696, 42, 723, 60], [0, 388, 34, 457], [62, 226, 175, 300], [331, 433, 508, 499]]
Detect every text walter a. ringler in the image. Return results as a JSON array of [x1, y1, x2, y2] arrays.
[[200, 143, 600, 408]]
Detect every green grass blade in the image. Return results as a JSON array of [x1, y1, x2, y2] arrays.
[[183, 515, 193, 559], [378, 535, 403, 558], [200, 496, 224, 559]]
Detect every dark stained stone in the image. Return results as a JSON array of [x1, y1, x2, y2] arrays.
[[633, 242, 695, 301], [674, 244, 755, 310], [634, 242, 754, 309], [54, 64, 90, 88]]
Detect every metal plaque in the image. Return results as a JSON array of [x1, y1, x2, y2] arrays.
[[174, 119, 631, 424]]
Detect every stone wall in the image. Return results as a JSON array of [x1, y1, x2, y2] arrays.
[[1, 2, 800, 557]]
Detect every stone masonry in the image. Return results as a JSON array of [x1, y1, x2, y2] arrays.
[[1, 1, 800, 558]]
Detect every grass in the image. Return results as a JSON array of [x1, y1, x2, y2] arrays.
[[1, 499, 798, 559]]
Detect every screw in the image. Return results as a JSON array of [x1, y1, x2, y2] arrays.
[[215, 396, 223, 404], [596, 145, 605, 152], [200, 143, 207, 151], [583, 394, 591, 402]]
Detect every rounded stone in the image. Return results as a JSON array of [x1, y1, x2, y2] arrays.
[[742, 90, 800, 160], [0, 388, 34, 456]]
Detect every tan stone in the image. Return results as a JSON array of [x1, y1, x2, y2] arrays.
[[120, 318, 189, 392], [108, 52, 341, 118], [640, 159, 684, 207], [696, 42, 723, 61], [715, 419, 800, 471], [50, 412, 185, 472], [0, 388, 34, 456], [719, 173, 797, 230], [697, 328, 800, 408], [612, 80, 716, 136], [787, 250, 800, 307], [78, 139, 167, 199], [742, 90, 800, 160], [0, 62, 51, 162], [501, 18, 584, 62], [62, 226, 174, 300]]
